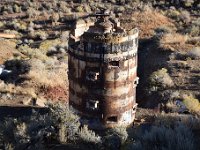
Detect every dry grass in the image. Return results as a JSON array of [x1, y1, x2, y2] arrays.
[[159, 33, 188, 45], [27, 59, 67, 88], [121, 8, 175, 38], [0, 39, 21, 64], [0, 80, 36, 97]]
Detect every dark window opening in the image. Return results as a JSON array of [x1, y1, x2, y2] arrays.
[[86, 100, 99, 110], [86, 70, 100, 82], [109, 61, 119, 67], [134, 77, 139, 85], [106, 116, 118, 122]]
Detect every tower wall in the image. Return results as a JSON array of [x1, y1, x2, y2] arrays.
[[68, 30, 139, 128]]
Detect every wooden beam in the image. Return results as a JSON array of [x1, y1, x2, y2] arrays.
[[0, 33, 16, 39]]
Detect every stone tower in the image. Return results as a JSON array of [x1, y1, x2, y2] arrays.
[[68, 11, 139, 128]]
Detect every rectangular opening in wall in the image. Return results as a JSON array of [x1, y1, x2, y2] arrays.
[[109, 61, 119, 67], [134, 77, 139, 85], [86, 69, 100, 82], [106, 116, 118, 123], [86, 100, 99, 110]]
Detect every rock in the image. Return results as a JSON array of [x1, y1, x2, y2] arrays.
[[35, 97, 47, 107], [22, 98, 32, 105]]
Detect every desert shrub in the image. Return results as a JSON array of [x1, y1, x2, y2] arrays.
[[166, 9, 180, 20], [47, 45, 66, 57], [59, 1, 71, 13], [4, 29, 22, 37], [18, 45, 48, 61], [78, 125, 101, 144], [28, 30, 48, 40], [174, 61, 191, 69], [187, 47, 200, 59], [183, 0, 194, 7], [0, 21, 5, 28], [183, 95, 200, 114], [6, 20, 26, 31], [83, 4, 92, 13], [0, 113, 51, 149], [0, 103, 80, 149], [50, 13, 60, 26], [126, 124, 196, 150], [179, 10, 191, 24], [149, 68, 174, 91], [39, 39, 61, 52], [114, 6, 125, 13], [27, 7, 40, 19], [186, 25, 200, 36], [48, 103, 80, 142], [154, 112, 200, 130], [0, 103, 104, 149], [185, 18, 200, 36], [75, 6, 84, 12], [35, 30, 48, 40], [192, 18, 200, 26], [103, 127, 128, 150], [13, 4, 22, 13], [111, 127, 128, 144]]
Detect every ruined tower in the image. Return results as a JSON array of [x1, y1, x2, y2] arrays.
[[68, 11, 139, 128]]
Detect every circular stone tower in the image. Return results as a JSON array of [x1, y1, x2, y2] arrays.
[[68, 11, 139, 128]]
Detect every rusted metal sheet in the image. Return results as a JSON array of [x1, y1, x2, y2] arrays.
[[68, 10, 139, 128]]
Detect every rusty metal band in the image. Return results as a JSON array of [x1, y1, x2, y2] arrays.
[[69, 86, 136, 100], [68, 73, 137, 88], [102, 103, 134, 114], [82, 32, 138, 44], [70, 100, 134, 115], [68, 59, 137, 72], [68, 49, 136, 62], [78, 40, 135, 54]]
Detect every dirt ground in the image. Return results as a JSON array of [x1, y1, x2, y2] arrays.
[[0, 39, 19, 64]]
